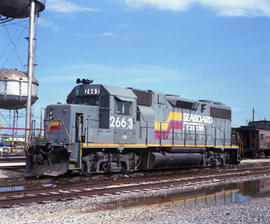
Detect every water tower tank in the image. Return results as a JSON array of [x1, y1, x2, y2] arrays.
[[0, 0, 45, 18], [0, 69, 38, 109]]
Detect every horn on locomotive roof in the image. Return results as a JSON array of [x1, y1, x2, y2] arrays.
[[76, 78, 94, 85]]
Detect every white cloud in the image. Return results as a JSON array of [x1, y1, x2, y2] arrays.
[[46, 0, 99, 13], [119, 24, 134, 28], [74, 33, 96, 38], [125, 0, 191, 11], [38, 18, 59, 31], [74, 31, 145, 40], [124, 0, 270, 17], [39, 74, 75, 83], [102, 32, 114, 37], [74, 32, 114, 38]]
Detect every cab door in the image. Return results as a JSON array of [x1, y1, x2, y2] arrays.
[[110, 96, 136, 144]]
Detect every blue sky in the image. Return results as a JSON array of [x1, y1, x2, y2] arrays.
[[0, 0, 270, 127]]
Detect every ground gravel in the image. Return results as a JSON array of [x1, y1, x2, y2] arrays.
[[1, 191, 270, 224], [1, 159, 270, 224]]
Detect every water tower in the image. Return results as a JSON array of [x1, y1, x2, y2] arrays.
[[0, 69, 39, 109], [0, 0, 45, 146], [0, 0, 45, 18]]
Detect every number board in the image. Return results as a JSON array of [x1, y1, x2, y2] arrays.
[[110, 116, 133, 130], [84, 88, 100, 95]]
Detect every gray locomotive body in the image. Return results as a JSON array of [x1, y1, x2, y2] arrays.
[[26, 80, 239, 176]]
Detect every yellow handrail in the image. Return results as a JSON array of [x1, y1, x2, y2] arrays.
[[61, 120, 72, 153], [237, 135, 244, 157], [79, 114, 88, 167]]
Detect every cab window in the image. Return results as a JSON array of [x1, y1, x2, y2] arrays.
[[116, 99, 130, 115], [76, 96, 99, 106]]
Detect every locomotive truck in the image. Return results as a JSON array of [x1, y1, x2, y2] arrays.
[[26, 79, 239, 176]]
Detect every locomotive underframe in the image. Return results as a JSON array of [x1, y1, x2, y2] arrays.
[[80, 147, 238, 174], [26, 144, 239, 177]]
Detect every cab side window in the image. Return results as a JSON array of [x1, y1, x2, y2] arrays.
[[116, 99, 130, 115]]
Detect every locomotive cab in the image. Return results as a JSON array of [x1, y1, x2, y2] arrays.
[[26, 80, 139, 176], [66, 80, 137, 144]]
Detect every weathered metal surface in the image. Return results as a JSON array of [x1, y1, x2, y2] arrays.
[[0, 69, 38, 109], [234, 121, 270, 158], [249, 120, 270, 130], [0, 0, 45, 18]]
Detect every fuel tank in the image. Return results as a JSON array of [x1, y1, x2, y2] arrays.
[[142, 152, 203, 170]]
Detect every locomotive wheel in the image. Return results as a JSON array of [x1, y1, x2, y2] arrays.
[[121, 162, 130, 175], [82, 161, 92, 176], [100, 162, 111, 173]]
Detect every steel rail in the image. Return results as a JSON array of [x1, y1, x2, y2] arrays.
[[1, 166, 270, 208]]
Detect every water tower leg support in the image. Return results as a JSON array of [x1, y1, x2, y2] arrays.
[[25, 0, 36, 150], [12, 110, 16, 145], [15, 110, 18, 143]]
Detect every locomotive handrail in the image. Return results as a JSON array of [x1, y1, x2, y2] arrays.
[[61, 120, 72, 153], [237, 135, 244, 157], [139, 121, 230, 147], [78, 114, 89, 168]]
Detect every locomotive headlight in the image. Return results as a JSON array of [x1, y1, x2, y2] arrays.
[[49, 111, 53, 120]]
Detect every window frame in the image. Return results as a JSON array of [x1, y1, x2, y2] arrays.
[[115, 98, 131, 115]]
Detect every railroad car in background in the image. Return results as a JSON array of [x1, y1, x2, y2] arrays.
[[234, 120, 270, 158], [26, 79, 239, 176]]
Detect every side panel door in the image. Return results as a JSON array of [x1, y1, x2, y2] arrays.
[[110, 97, 136, 144]]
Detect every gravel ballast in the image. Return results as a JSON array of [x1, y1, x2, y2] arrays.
[[1, 159, 270, 223], [1, 190, 270, 224]]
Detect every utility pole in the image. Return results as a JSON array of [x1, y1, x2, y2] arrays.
[[252, 108, 255, 122], [25, 0, 36, 149]]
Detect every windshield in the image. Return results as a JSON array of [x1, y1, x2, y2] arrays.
[[76, 96, 99, 106]]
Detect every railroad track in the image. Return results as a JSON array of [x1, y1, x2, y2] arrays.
[[0, 154, 25, 163], [0, 154, 26, 169], [1, 166, 270, 208]]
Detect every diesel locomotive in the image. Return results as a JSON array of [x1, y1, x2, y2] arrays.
[[26, 79, 240, 176]]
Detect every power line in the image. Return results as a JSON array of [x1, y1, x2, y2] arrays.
[[2, 23, 25, 68], [0, 18, 14, 24], [0, 21, 28, 69], [0, 18, 27, 28]]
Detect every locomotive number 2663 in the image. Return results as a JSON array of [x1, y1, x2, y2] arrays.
[[110, 116, 133, 130]]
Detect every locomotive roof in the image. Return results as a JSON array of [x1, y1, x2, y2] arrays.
[[103, 85, 137, 100]]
